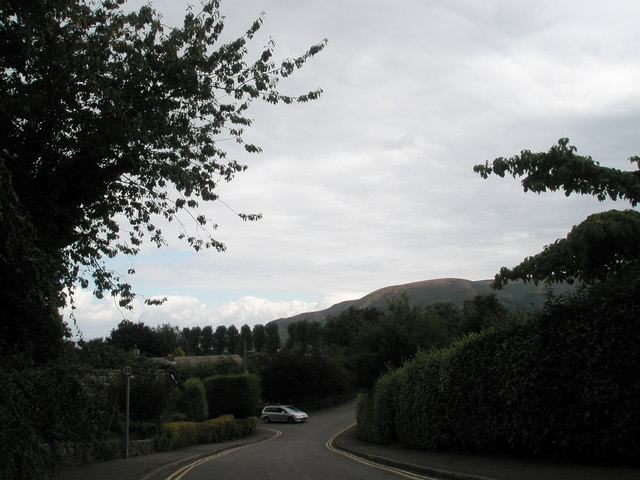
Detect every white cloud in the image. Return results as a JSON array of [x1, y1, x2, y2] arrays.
[[65, 291, 323, 340], [73, 0, 640, 339]]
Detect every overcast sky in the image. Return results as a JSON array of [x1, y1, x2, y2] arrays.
[[66, 0, 640, 340]]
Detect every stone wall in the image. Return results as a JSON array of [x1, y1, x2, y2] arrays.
[[52, 438, 159, 470]]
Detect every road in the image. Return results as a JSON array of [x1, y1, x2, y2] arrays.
[[165, 402, 433, 480]]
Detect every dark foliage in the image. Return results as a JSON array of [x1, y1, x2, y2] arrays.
[[0, 357, 114, 479], [1, 0, 324, 360], [203, 374, 260, 419], [259, 350, 349, 405], [358, 275, 640, 465]]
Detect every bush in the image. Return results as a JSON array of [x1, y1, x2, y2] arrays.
[[203, 374, 260, 419], [160, 415, 258, 450], [180, 377, 208, 422]]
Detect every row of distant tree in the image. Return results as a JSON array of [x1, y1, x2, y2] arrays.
[[91, 320, 281, 358]]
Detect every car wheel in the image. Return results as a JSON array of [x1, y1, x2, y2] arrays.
[[263, 417, 270, 423], [287, 416, 294, 424]]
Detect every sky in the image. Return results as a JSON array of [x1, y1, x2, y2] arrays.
[[65, 0, 640, 340]]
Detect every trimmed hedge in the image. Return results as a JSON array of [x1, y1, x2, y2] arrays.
[[356, 371, 401, 445], [358, 281, 640, 465], [161, 415, 258, 450]]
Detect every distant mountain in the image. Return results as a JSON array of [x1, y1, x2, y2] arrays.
[[270, 278, 574, 338]]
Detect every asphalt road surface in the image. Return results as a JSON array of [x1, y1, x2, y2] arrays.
[[167, 402, 432, 480]]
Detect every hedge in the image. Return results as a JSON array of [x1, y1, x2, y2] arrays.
[[0, 359, 113, 480], [357, 281, 640, 465], [161, 415, 258, 450]]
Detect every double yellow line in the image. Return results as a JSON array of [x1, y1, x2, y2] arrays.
[[161, 420, 437, 480], [162, 428, 282, 480], [325, 423, 439, 480]]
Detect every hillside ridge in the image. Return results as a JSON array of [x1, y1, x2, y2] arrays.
[[270, 277, 573, 334]]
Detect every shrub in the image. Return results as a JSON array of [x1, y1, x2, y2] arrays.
[[160, 415, 258, 450], [180, 377, 208, 422]]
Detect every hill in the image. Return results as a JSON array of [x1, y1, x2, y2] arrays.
[[270, 278, 574, 338]]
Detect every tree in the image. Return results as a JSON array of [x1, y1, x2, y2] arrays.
[[154, 323, 180, 356], [287, 320, 323, 353], [226, 325, 239, 354], [75, 337, 141, 368], [1, 0, 326, 359], [201, 325, 214, 354], [212, 325, 227, 354], [323, 306, 382, 352], [462, 293, 508, 334], [474, 138, 640, 206], [252, 324, 266, 352], [491, 210, 640, 289], [349, 295, 460, 390], [474, 138, 640, 288], [182, 326, 202, 355], [264, 323, 281, 356], [107, 319, 156, 355], [0, 154, 67, 361]]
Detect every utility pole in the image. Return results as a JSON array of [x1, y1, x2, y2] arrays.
[[123, 366, 133, 458]]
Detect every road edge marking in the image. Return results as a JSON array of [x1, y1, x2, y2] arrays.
[[326, 424, 440, 480], [155, 427, 282, 480]]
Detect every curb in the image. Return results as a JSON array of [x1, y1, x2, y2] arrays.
[[331, 425, 496, 480], [139, 428, 278, 480]]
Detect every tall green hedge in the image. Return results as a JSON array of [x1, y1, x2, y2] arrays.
[[358, 281, 640, 465], [0, 359, 113, 480], [203, 374, 260, 419]]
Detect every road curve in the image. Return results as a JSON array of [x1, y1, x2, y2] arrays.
[[165, 402, 438, 480]]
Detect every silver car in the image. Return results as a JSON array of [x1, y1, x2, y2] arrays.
[[261, 405, 309, 424]]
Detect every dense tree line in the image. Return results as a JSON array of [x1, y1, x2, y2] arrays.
[[89, 320, 281, 358]]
